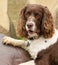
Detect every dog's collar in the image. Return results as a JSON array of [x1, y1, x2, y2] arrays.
[[28, 37, 34, 40], [25, 40, 31, 47], [26, 41, 30, 47], [26, 37, 38, 47]]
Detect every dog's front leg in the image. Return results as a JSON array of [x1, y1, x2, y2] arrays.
[[2, 36, 26, 47], [19, 60, 35, 65]]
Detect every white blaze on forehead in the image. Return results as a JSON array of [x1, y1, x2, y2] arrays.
[[25, 20, 36, 31]]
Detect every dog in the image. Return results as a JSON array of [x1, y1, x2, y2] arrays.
[[3, 4, 58, 65]]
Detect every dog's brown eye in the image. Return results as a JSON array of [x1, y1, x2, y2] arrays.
[[25, 12, 31, 18], [27, 12, 31, 16], [34, 13, 39, 17]]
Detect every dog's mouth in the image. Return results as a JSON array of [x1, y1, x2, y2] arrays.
[[28, 30, 34, 34]]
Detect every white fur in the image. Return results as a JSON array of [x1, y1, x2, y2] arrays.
[[26, 19, 37, 38], [19, 60, 35, 65], [26, 19, 36, 32], [26, 29, 58, 59], [3, 36, 25, 47]]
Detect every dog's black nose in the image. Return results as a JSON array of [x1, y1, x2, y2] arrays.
[[27, 24, 33, 28]]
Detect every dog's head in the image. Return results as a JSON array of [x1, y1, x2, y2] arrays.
[[17, 4, 54, 39]]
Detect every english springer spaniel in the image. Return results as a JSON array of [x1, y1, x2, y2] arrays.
[[3, 4, 58, 65]]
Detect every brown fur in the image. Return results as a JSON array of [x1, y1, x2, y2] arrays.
[[42, 7, 54, 38], [16, 4, 54, 38], [35, 40, 58, 65]]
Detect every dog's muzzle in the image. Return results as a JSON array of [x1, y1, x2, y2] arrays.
[[26, 19, 36, 32]]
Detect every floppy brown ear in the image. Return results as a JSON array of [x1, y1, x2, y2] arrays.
[[16, 6, 28, 38], [41, 7, 54, 38]]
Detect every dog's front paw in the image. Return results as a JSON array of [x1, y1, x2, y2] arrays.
[[2, 36, 11, 45]]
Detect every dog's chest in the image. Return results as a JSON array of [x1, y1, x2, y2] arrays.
[[26, 38, 48, 59], [26, 36, 58, 59]]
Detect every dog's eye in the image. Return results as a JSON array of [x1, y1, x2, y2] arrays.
[[34, 13, 39, 17], [25, 12, 31, 18], [27, 12, 31, 16]]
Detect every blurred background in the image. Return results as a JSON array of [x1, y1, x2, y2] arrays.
[[0, 0, 58, 38]]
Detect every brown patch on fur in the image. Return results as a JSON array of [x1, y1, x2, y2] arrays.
[[35, 40, 58, 65], [16, 6, 28, 38], [41, 7, 54, 38]]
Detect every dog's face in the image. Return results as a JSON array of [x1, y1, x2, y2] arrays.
[[17, 4, 54, 38], [25, 5, 43, 37], [22, 4, 44, 38]]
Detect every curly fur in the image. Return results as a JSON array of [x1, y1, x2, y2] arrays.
[[41, 7, 54, 38], [16, 4, 54, 39]]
